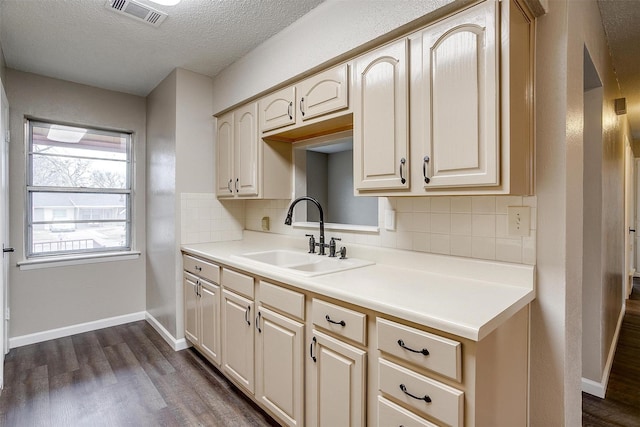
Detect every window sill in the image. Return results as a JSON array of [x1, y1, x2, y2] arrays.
[[292, 221, 379, 233], [17, 251, 141, 271]]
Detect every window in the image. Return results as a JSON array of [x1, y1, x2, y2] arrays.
[[27, 120, 132, 258]]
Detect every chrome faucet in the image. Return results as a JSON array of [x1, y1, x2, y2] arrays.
[[284, 196, 327, 255]]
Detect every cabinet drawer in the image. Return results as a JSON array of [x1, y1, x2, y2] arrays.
[[379, 358, 463, 427], [222, 268, 254, 299], [312, 299, 366, 345], [259, 281, 305, 320], [377, 318, 461, 382], [378, 396, 438, 427], [183, 255, 220, 283]]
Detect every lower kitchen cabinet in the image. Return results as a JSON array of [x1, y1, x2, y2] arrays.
[[182, 251, 530, 427], [309, 329, 367, 427], [256, 306, 305, 427], [183, 269, 221, 366], [222, 288, 255, 394]]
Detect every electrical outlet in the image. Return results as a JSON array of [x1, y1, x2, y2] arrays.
[[508, 206, 530, 237], [261, 216, 270, 231]]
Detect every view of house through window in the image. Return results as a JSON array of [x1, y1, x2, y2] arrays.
[[27, 120, 132, 257]]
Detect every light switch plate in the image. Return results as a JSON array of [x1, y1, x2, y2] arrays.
[[385, 209, 396, 231], [508, 206, 530, 236]]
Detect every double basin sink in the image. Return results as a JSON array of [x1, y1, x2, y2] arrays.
[[232, 249, 374, 277]]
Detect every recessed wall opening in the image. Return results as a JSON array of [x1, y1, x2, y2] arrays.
[[292, 131, 378, 231]]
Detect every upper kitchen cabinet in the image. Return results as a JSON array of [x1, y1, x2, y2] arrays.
[[354, 0, 533, 196], [419, 0, 498, 189], [411, 0, 533, 195], [260, 64, 352, 142], [353, 38, 410, 191], [216, 102, 292, 199]]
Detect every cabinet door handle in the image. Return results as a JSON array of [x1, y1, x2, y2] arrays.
[[244, 306, 251, 326], [397, 339, 429, 356], [255, 311, 262, 333], [227, 179, 233, 193], [423, 156, 431, 184], [400, 157, 406, 184], [325, 314, 345, 327], [288, 101, 293, 120], [235, 178, 239, 193], [310, 336, 317, 362], [399, 383, 432, 403], [300, 97, 305, 116]]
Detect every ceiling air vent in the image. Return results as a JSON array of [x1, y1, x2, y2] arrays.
[[105, 0, 168, 27]]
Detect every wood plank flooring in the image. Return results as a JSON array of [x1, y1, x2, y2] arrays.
[[583, 280, 640, 426], [0, 320, 279, 426]]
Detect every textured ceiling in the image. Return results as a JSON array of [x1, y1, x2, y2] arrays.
[[598, 0, 640, 141], [0, 0, 323, 96]]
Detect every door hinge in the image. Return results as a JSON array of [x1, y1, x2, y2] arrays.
[[5, 130, 9, 144], [5, 308, 9, 321]]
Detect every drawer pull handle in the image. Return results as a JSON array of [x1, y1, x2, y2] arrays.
[[397, 339, 429, 356], [310, 337, 317, 362], [195, 265, 202, 272], [244, 306, 251, 326], [325, 314, 346, 327], [399, 383, 432, 403]]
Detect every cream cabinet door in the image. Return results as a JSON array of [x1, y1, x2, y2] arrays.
[[260, 86, 296, 133], [298, 64, 349, 122], [216, 111, 234, 197], [234, 103, 259, 197], [353, 38, 409, 191], [199, 279, 221, 366], [420, 0, 498, 188], [309, 329, 366, 427], [222, 289, 255, 394], [256, 306, 304, 427], [184, 274, 199, 346]]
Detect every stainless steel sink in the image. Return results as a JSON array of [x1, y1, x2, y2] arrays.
[[232, 249, 374, 277]]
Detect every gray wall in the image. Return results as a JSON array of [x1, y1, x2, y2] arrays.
[[327, 150, 377, 226], [5, 69, 146, 337], [146, 68, 214, 339], [146, 70, 178, 337], [306, 151, 327, 223]]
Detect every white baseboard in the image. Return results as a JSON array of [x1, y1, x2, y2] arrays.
[[9, 311, 146, 349], [145, 312, 190, 351], [581, 303, 625, 398]]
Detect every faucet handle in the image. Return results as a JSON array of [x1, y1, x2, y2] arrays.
[[328, 237, 341, 257], [305, 234, 316, 254]]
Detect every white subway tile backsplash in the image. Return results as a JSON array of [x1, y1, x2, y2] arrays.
[[413, 197, 431, 212], [450, 235, 472, 257], [472, 214, 496, 237], [431, 197, 451, 213], [496, 238, 523, 263], [397, 198, 414, 213], [472, 236, 496, 260], [181, 194, 536, 266], [431, 213, 451, 234], [472, 196, 496, 214], [450, 213, 472, 235], [450, 197, 472, 213], [430, 234, 451, 255], [495, 196, 523, 214]]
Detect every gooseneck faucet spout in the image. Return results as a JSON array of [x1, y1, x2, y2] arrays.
[[284, 196, 326, 255]]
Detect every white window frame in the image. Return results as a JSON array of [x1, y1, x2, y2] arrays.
[[26, 119, 133, 259]]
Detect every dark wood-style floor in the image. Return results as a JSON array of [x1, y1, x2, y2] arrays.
[[583, 279, 640, 426], [0, 320, 279, 426]]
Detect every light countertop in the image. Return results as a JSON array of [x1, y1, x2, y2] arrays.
[[181, 231, 535, 341]]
